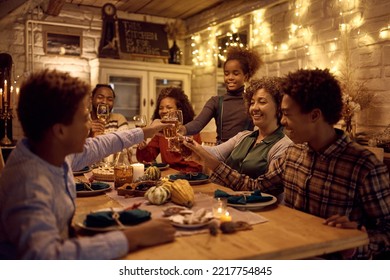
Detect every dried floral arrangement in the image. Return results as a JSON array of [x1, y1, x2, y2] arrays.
[[337, 31, 375, 137], [338, 67, 373, 127], [165, 20, 186, 41]]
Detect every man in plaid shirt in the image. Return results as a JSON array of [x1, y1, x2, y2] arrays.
[[186, 68, 390, 259]]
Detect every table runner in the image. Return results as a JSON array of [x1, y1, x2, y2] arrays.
[[106, 190, 268, 237]]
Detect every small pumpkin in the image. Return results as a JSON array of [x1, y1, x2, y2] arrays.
[[144, 166, 161, 180], [162, 179, 194, 208], [144, 186, 171, 205]]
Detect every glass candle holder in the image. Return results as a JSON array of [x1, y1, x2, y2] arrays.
[[212, 197, 227, 218]]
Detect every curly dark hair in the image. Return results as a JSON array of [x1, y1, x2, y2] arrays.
[[224, 46, 263, 79], [151, 87, 195, 124], [17, 69, 90, 141], [280, 68, 343, 125], [243, 77, 283, 125]]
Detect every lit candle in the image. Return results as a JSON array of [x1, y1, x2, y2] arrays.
[[131, 163, 144, 182], [0, 88, 3, 110], [220, 211, 232, 222], [16, 87, 19, 105], [10, 85, 13, 106], [3, 80, 7, 103]]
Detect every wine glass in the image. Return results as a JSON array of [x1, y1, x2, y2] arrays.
[[133, 115, 147, 128], [162, 110, 183, 152], [96, 103, 110, 124]]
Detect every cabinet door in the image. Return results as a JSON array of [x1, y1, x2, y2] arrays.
[[149, 71, 191, 116], [100, 68, 148, 121]]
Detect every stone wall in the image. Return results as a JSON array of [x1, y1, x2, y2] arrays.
[[1, 0, 390, 141]]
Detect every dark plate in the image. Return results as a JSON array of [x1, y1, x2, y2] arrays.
[[168, 173, 209, 185], [76, 182, 111, 197], [73, 166, 91, 176]]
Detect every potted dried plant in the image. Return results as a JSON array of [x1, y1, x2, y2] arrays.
[[165, 20, 186, 64]]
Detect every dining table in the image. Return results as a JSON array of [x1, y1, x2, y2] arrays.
[[74, 167, 369, 260]]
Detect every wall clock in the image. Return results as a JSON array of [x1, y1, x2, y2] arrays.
[[98, 3, 119, 58], [102, 3, 116, 17]]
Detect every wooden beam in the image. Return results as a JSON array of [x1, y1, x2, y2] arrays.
[[45, 0, 66, 16]]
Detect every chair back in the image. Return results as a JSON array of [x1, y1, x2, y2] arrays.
[[366, 146, 384, 162], [0, 150, 5, 172], [200, 131, 217, 146]]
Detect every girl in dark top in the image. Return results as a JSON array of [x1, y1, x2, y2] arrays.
[[179, 46, 262, 144]]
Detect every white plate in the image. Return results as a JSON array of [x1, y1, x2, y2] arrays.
[[227, 193, 277, 211], [75, 208, 130, 232], [171, 220, 211, 229], [76, 185, 112, 197]]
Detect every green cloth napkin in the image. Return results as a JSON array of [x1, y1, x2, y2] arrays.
[[85, 209, 151, 228], [76, 182, 109, 192], [169, 172, 209, 181], [214, 189, 273, 205]]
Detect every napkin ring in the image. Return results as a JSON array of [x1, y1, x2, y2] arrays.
[[111, 209, 125, 228]]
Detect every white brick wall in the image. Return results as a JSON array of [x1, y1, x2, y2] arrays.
[[187, 0, 390, 136], [1, 0, 390, 140]]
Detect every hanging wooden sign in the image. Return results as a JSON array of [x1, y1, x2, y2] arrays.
[[117, 19, 169, 60]]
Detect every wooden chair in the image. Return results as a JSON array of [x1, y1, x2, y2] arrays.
[[0, 149, 5, 172], [365, 146, 384, 162], [200, 131, 217, 146]]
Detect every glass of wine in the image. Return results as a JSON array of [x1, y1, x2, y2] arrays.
[[96, 103, 110, 124], [162, 110, 183, 152], [133, 115, 147, 128]]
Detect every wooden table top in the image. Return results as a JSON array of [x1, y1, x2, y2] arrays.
[[74, 168, 369, 260]]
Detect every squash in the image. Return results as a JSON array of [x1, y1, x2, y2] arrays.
[[162, 179, 194, 208], [144, 186, 171, 205], [144, 166, 161, 180]]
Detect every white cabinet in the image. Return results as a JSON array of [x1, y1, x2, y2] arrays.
[[89, 58, 192, 122]]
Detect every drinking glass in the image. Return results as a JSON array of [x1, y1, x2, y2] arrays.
[[96, 103, 110, 124], [133, 115, 147, 128], [177, 135, 193, 158]]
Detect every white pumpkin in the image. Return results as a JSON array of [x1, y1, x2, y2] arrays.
[[144, 186, 171, 205]]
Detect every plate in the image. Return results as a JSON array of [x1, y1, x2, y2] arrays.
[[75, 208, 130, 232], [76, 184, 112, 197], [171, 221, 211, 229], [186, 179, 209, 185], [73, 166, 91, 176], [144, 163, 170, 170], [168, 173, 209, 185], [75, 221, 130, 232], [227, 193, 277, 211]]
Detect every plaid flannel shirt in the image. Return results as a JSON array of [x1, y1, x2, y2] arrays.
[[210, 129, 390, 259]]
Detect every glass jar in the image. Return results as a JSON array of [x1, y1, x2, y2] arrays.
[[113, 149, 133, 189]]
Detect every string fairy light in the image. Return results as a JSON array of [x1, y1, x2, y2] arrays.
[[188, 0, 379, 72]]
